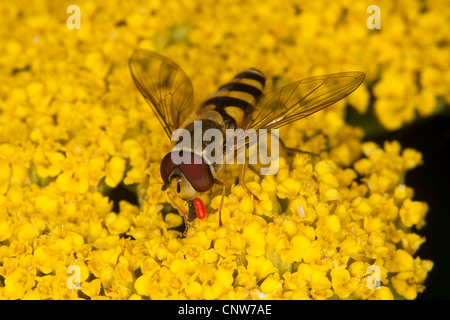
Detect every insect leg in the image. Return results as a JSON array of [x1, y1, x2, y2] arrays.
[[214, 179, 226, 227], [167, 192, 190, 235], [240, 163, 262, 203], [279, 138, 319, 157]]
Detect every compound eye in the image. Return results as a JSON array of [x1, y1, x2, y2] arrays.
[[179, 153, 214, 192], [160, 152, 177, 190]]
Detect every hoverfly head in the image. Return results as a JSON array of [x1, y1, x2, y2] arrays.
[[160, 151, 215, 200]]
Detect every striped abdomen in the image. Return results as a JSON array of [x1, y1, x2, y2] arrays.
[[198, 68, 266, 130], [176, 69, 266, 174]]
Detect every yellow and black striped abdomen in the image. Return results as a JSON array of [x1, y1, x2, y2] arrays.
[[199, 68, 266, 129]]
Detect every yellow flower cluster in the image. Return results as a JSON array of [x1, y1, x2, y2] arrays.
[[0, 0, 435, 299]]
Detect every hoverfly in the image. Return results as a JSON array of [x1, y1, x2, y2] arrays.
[[129, 50, 365, 234]]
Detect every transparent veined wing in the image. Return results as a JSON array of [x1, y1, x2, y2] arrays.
[[226, 71, 365, 154], [129, 50, 194, 138], [246, 71, 365, 130]]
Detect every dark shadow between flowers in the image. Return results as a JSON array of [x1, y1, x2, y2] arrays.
[[347, 105, 450, 300]]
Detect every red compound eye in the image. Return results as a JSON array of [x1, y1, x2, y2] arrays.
[[179, 153, 214, 192], [194, 198, 207, 220]]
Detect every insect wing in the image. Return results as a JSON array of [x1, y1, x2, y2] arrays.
[[129, 50, 194, 138], [227, 71, 365, 153], [249, 71, 365, 130]]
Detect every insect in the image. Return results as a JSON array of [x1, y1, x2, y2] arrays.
[[129, 50, 365, 234]]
